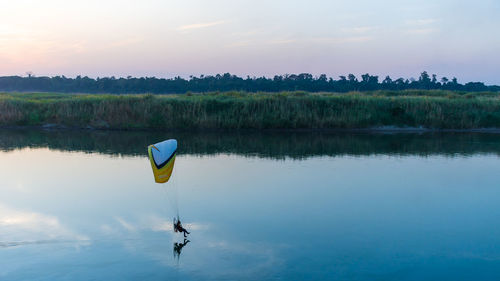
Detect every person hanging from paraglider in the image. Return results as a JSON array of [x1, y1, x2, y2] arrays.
[[174, 216, 190, 237]]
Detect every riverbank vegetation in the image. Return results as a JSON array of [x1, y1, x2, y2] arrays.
[[1, 90, 500, 130]]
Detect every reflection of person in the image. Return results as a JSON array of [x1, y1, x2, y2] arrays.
[[173, 238, 190, 259], [174, 217, 190, 237]]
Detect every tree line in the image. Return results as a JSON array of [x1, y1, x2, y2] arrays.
[[0, 71, 498, 94]]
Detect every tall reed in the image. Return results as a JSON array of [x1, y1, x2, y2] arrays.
[[1, 91, 499, 130]]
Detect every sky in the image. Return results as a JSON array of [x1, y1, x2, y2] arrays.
[[0, 0, 499, 84]]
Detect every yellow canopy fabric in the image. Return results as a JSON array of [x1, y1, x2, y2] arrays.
[[148, 139, 177, 183]]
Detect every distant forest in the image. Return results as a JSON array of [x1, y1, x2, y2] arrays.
[[0, 72, 498, 94]]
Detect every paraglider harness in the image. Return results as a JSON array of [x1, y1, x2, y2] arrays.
[[174, 216, 190, 237]]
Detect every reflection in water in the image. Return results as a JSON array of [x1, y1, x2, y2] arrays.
[[0, 203, 89, 243], [173, 239, 190, 260], [2, 128, 500, 158], [1, 129, 500, 280], [0, 239, 87, 248]]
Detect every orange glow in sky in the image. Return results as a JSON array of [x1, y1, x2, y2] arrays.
[[0, 0, 499, 83]]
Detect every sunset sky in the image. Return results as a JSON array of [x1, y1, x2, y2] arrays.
[[0, 0, 499, 83]]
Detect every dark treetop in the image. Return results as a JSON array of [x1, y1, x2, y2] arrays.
[[1, 72, 498, 94]]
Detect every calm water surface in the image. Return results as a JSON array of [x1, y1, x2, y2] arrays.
[[1, 130, 500, 280]]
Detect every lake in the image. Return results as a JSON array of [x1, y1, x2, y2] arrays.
[[1, 129, 500, 280]]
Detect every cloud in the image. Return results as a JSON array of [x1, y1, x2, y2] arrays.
[[230, 29, 261, 37], [406, 28, 437, 35], [225, 35, 373, 48], [267, 39, 297, 45], [177, 20, 227, 31], [225, 40, 252, 48], [312, 36, 373, 44], [405, 18, 438, 25], [105, 37, 143, 49], [404, 19, 439, 35], [115, 217, 136, 232], [340, 36, 373, 43], [341, 26, 379, 33]]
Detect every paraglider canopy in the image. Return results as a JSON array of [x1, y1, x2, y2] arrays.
[[148, 139, 177, 183]]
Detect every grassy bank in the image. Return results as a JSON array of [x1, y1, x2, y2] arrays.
[[1, 90, 500, 130]]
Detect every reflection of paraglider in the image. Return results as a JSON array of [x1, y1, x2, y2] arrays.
[[173, 239, 190, 260], [148, 139, 190, 238]]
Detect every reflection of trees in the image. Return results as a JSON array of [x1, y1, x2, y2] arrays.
[[1, 129, 500, 159]]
